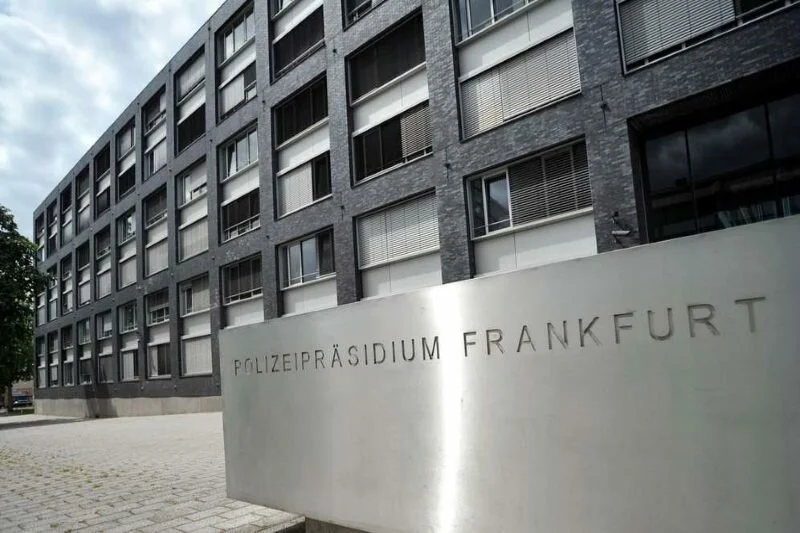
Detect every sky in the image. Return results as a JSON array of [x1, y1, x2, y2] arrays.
[[0, 0, 225, 238]]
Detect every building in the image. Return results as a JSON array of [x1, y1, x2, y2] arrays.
[[32, 0, 800, 417]]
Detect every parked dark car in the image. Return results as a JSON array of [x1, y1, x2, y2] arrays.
[[12, 396, 32, 407]]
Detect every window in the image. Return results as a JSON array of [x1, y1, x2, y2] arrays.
[[117, 210, 136, 244], [273, 7, 324, 77], [274, 78, 328, 145], [455, 0, 536, 39], [46, 201, 58, 257], [344, 0, 387, 24], [222, 189, 260, 241], [78, 318, 92, 385], [61, 185, 73, 245], [353, 103, 431, 181], [119, 301, 138, 333], [223, 256, 262, 304], [357, 193, 440, 268], [35, 215, 45, 262], [468, 141, 591, 237], [280, 229, 334, 288], [120, 349, 139, 382], [349, 16, 425, 101], [98, 354, 113, 383], [180, 275, 210, 315], [77, 242, 91, 306], [220, 7, 255, 62], [116, 122, 136, 198], [117, 123, 135, 156], [278, 153, 332, 216], [460, 30, 580, 138], [61, 255, 73, 315], [47, 266, 58, 321], [147, 289, 170, 325], [118, 168, 135, 200], [143, 90, 167, 179], [96, 311, 113, 339], [36, 292, 46, 326], [617, 0, 796, 70], [220, 128, 259, 179], [61, 326, 74, 387], [47, 332, 59, 387], [36, 337, 46, 388], [178, 160, 208, 206], [643, 94, 800, 242], [145, 188, 167, 227], [76, 168, 91, 234], [148, 344, 171, 378], [95, 227, 112, 299], [177, 52, 206, 153]]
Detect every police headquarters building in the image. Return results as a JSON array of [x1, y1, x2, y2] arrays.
[[31, 0, 800, 416]]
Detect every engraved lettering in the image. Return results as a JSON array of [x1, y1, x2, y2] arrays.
[[271, 354, 280, 373], [613, 312, 634, 344], [391, 341, 397, 363], [579, 317, 600, 347], [348, 345, 359, 366], [294, 352, 298, 372], [688, 304, 719, 337], [330, 348, 342, 368], [486, 329, 504, 355], [364, 344, 369, 366], [315, 349, 325, 369], [547, 321, 568, 350], [373, 343, 386, 365], [422, 336, 439, 360], [735, 296, 765, 333], [301, 351, 311, 370], [244, 358, 254, 375], [648, 308, 673, 341], [463, 331, 477, 358], [401, 339, 415, 362], [516, 325, 535, 353], [233, 359, 241, 376], [282, 353, 291, 372], [255, 356, 263, 374]]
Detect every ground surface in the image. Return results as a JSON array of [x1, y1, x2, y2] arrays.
[[0, 413, 302, 532]]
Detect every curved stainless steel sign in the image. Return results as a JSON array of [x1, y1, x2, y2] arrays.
[[222, 217, 800, 533]]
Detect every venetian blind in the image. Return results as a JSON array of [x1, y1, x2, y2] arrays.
[[508, 141, 591, 225], [461, 30, 580, 138], [357, 193, 439, 268], [618, 0, 735, 66]]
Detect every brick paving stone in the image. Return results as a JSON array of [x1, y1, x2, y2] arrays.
[[0, 413, 302, 533]]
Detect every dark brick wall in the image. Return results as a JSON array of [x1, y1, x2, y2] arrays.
[[33, 0, 800, 401]]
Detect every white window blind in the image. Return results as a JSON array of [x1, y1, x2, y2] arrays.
[[119, 257, 137, 288], [96, 271, 111, 298], [179, 219, 208, 260], [121, 350, 137, 381], [181, 276, 210, 315], [508, 141, 591, 224], [179, 161, 208, 205], [182, 336, 212, 375], [221, 77, 244, 116], [357, 193, 439, 268], [618, 0, 735, 66], [278, 164, 314, 216], [146, 240, 169, 276], [461, 31, 580, 138], [400, 104, 432, 159]]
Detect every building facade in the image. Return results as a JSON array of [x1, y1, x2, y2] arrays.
[[32, 0, 800, 417]]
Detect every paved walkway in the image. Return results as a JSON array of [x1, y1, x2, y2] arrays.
[[0, 413, 302, 532]]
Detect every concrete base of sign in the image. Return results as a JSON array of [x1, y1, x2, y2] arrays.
[[34, 396, 221, 418], [305, 519, 369, 533]]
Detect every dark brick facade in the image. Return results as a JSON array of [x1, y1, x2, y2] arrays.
[[33, 0, 800, 401]]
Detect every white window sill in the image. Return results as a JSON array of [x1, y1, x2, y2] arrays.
[[223, 293, 263, 307], [278, 194, 332, 219], [145, 235, 167, 249], [218, 36, 256, 73], [180, 308, 210, 320], [471, 206, 593, 242], [178, 215, 208, 232], [351, 62, 426, 108], [180, 332, 211, 342], [275, 118, 329, 153], [220, 160, 259, 185], [179, 248, 209, 263], [147, 375, 172, 381], [359, 247, 439, 271], [281, 273, 336, 292], [178, 191, 208, 211], [354, 151, 433, 187], [116, 147, 136, 163], [181, 372, 212, 378]]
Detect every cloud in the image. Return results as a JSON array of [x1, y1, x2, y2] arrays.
[[0, 0, 224, 238]]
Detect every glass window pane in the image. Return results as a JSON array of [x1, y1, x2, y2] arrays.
[[381, 119, 403, 169], [485, 176, 510, 232], [362, 130, 382, 179], [234, 21, 245, 51], [313, 155, 331, 199], [494, 0, 515, 19], [236, 137, 249, 169], [301, 237, 318, 282], [249, 131, 258, 163], [645, 131, 696, 241], [468, 0, 492, 34], [246, 13, 255, 40], [470, 178, 486, 237], [769, 94, 800, 159], [288, 244, 302, 285], [318, 231, 334, 275]]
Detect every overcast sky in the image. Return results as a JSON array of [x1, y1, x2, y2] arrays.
[[0, 0, 225, 238]]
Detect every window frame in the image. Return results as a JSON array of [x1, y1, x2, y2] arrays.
[[119, 301, 138, 334], [222, 256, 263, 305], [146, 290, 170, 326], [280, 229, 335, 289]]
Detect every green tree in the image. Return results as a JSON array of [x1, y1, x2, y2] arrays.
[[0, 205, 49, 412]]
